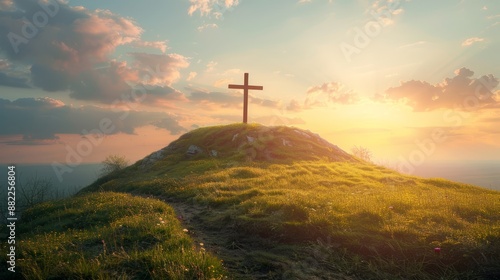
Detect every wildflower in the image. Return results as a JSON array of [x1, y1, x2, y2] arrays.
[[183, 228, 189, 232]]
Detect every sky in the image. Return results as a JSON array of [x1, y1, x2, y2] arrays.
[[0, 0, 499, 177]]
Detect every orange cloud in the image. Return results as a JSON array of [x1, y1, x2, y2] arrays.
[[130, 53, 190, 86], [0, 1, 189, 105], [462, 37, 485, 46], [134, 41, 168, 53], [187, 72, 198, 81], [380, 68, 499, 111], [306, 82, 360, 106]]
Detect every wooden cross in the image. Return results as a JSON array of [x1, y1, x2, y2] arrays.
[[228, 73, 263, 124]]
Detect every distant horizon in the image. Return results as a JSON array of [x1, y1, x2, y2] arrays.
[[1, 1, 499, 176], [2, 159, 499, 192], [3, 157, 500, 166]]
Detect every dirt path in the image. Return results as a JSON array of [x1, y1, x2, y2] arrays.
[[159, 197, 256, 279], [132, 193, 355, 279], [154, 196, 354, 280]]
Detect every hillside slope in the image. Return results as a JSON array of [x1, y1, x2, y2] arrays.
[[3, 124, 499, 279], [1, 192, 226, 279]]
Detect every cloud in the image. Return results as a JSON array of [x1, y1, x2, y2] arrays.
[[297, 0, 334, 3], [133, 40, 168, 53], [306, 82, 360, 106], [188, 0, 239, 18], [307, 82, 340, 95], [133, 84, 187, 102], [379, 67, 499, 111], [187, 88, 282, 109], [370, 0, 404, 26], [398, 41, 426, 49], [0, 0, 189, 105], [462, 37, 485, 46], [206, 61, 217, 72], [0, 0, 14, 10], [129, 53, 189, 86], [214, 78, 231, 88], [0, 59, 8, 70], [250, 96, 282, 109], [479, 116, 500, 123], [151, 117, 186, 135], [60, 59, 187, 105], [489, 21, 500, 28], [0, 97, 186, 143], [0, 2, 143, 63], [0, 59, 30, 88], [186, 72, 198, 81], [197, 23, 218, 32], [9, 97, 65, 109], [286, 99, 302, 112], [273, 70, 295, 78], [0, 71, 30, 88], [212, 69, 241, 86], [222, 68, 240, 75], [188, 90, 241, 107]]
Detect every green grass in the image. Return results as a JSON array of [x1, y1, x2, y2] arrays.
[[0, 192, 226, 279], [3, 124, 499, 279], [81, 159, 500, 279]]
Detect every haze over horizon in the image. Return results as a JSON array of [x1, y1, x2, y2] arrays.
[[0, 0, 499, 181]]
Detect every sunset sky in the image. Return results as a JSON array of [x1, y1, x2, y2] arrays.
[[0, 0, 499, 173]]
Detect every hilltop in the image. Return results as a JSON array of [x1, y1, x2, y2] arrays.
[[2, 124, 499, 279], [137, 123, 358, 170]]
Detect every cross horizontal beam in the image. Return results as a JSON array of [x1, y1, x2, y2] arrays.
[[228, 84, 263, 90], [228, 73, 263, 124]]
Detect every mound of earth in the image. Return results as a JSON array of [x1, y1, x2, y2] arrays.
[[140, 123, 358, 169]]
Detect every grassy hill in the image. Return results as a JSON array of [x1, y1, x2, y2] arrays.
[[2, 123, 499, 279]]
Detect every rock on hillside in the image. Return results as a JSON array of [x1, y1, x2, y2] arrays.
[[140, 124, 358, 169]]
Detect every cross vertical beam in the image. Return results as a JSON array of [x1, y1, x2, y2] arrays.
[[228, 73, 263, 124], [243, 73, 249, 124]]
